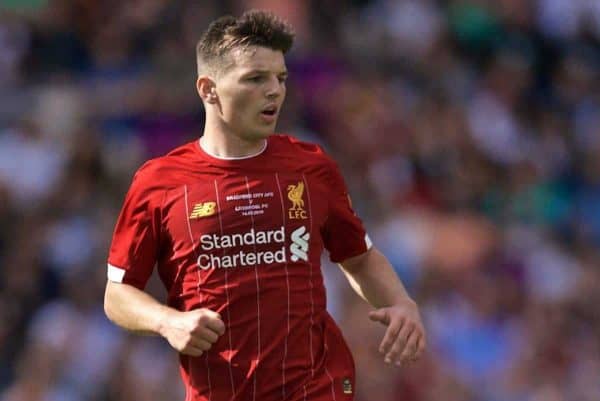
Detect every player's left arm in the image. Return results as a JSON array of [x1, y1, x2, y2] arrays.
[[339, 247, 426, 367]]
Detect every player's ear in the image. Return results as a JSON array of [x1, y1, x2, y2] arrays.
[[197, 76, 218, 104]]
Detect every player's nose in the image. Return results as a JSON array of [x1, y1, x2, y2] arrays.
[[265, 76, 283, 99]]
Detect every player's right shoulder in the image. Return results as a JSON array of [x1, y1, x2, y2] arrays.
[[123, 159, 169, 205], [128, 141, 198, 191], [131, 158, 163, 185]]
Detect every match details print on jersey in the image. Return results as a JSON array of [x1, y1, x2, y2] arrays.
[[186, 176, 313, 271]]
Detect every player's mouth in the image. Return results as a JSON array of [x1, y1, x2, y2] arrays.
[[260, 105, 278, 123]]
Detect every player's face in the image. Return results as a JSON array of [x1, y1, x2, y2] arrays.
[[214, 46, 288, 141]]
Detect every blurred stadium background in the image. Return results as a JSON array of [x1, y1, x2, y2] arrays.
[[1, 0, 600, 400]]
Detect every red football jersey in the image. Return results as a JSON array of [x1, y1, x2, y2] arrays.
[[107, 134, 372, 401]]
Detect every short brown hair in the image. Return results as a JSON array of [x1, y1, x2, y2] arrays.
[[196, 10, 295, 76]]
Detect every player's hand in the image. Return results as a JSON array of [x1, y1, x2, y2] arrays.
[[369, 299, 426, 367], [160, 308, 225, 356]]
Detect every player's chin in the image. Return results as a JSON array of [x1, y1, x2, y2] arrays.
[[251, 122, 278, 138], [243, 128, 273, 142], [254, 129, 275, 140]]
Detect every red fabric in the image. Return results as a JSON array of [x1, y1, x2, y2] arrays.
[[108, 134, 368, 400]]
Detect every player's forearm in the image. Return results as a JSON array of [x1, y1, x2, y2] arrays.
[[104, 280, 175, 336], [340, 247, 412, 308]]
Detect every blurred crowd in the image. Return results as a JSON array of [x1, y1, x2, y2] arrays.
[[1, 0, 600, 400]]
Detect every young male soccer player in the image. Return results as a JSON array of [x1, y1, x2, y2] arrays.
[[104, 10, 426, 401]]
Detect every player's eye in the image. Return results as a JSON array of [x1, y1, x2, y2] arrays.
[[278, 75, 287, 84], [246, 75, 264, 83]]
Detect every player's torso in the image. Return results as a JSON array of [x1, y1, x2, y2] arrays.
[[138, 138, 356, 400], [156, 152, 335, 382], [161, 168, 329, 311]]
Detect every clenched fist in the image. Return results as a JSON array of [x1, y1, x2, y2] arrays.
[[369, 299, 426, 367], [160, 308, 225, 356]]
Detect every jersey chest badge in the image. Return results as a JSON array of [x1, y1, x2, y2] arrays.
[[342, 378, 353, 394], [287, 181, 308, 220], [189, 202, 217, 219]]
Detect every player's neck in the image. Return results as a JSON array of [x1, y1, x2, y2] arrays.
[[200, 126, 267, 159]]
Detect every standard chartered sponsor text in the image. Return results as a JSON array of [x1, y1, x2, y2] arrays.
[[197, 227, 287, 270]]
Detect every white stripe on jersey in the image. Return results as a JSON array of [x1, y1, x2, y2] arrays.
[[213, 179, 237, 398], [244, 176, 261, 401], [205, 352, 212, 401], [184, 185, 211, 399], [274, 173, 292, 399], [184, 185, 202, 294], [324, 341, 337, 401], [301, 174, 315, 377]]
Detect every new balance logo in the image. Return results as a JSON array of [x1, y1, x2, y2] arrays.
[[189, 202, 217, 219], [290, 226, 310, 262]]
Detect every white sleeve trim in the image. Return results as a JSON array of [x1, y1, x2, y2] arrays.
[[365, 234, 373, 250], [107, 263, 126, 283]]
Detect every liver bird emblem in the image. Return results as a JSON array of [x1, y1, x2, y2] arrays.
[[287, 182, 305, 210]]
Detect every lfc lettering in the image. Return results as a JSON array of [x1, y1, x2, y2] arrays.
[[289, 209, 307, 219]]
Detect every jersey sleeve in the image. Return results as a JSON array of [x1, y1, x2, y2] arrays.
[[321, 158, 372, 263], [107, 166, 164, 289]]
